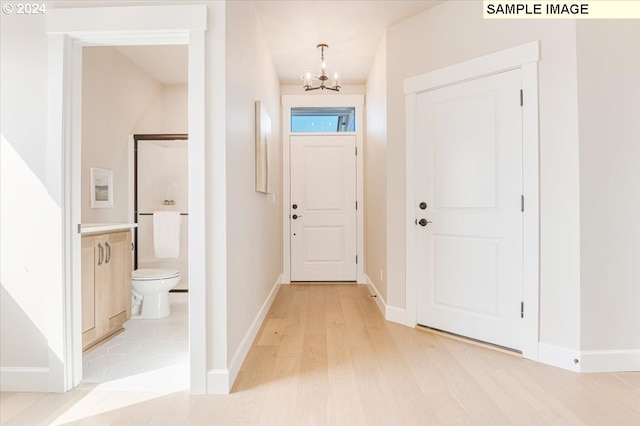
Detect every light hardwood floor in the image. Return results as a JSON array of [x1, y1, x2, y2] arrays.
[[2, 284, 640, 425]]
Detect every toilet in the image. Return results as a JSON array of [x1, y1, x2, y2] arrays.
[[132, 210, 182, 319], [131, 268, 180, 319]]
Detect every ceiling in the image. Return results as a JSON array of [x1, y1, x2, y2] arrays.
[[115, 45, 188, 86], [254, 1, 443, 85], [114, 1, 443, 86]]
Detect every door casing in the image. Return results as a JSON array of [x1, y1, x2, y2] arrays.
[[47, 5, 210, 393], [281, 95, 365, 284], [404, 41, 540, 361]]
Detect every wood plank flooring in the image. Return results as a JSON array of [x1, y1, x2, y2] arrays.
[[2, 283, 640, 425]]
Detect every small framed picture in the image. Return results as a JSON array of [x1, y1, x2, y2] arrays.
[[90, 167, 113, 208]]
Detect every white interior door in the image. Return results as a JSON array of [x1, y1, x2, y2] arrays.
[[415, 69, 523, 350], [290, 135, 357, 281]]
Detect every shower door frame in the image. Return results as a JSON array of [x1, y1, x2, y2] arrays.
[[133, 134, 188, 274]]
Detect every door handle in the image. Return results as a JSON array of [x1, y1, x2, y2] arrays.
[[97, 243, 104, 266], [292, 214, 303, 220], [105, 242, 111, 264], [417, 218, 432, 227]]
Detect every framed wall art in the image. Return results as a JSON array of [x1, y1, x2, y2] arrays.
[[90, 167, 113, 208], [255, 100, 271, 193]]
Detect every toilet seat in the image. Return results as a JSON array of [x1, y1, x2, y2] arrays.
[[132, 268, 180, 281]]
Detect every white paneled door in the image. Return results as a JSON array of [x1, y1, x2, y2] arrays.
[[290, 135, 357, 281], [414, 69, 523, 351]]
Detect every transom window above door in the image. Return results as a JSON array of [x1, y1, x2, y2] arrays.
[[291, 107, 355, 132]]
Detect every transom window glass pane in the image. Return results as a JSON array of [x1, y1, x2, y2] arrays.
[[291, 107, 355, 132]]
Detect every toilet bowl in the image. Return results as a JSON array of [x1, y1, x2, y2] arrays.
[[131, 268, 180, 319]]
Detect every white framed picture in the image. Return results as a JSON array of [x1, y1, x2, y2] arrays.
[[90, 167, 113, 208]]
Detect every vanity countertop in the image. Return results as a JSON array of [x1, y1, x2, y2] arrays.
[[80, 223, 137, 235]]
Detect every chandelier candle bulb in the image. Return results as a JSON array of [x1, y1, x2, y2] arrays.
[[302, 43, 341, 92]]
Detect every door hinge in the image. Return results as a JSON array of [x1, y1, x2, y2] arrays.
[[356, 255, 358, 264], [520, 301, 524, 318], [356, 201, 358, 210], [521, 195, 525, 212], [77, 223, 82, 234], [520, 89, 524, 106], [355, 146, 358, 156]]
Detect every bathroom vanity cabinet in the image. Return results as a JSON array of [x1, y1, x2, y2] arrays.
[[81, 230, 132, 352]]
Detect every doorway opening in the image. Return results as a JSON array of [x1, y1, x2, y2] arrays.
[[282, 96, 365, 284], [48, 4, 209, 393], [79, 45, 190, 391]]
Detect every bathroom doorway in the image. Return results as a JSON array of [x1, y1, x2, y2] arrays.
[[79, 47, 191, 391]]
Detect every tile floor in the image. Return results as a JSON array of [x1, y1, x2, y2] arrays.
[[82, 292, 189, 392]]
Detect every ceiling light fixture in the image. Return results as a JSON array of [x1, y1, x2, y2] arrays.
[[302, 43, 341, 92]]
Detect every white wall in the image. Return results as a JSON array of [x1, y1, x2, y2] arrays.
[[82, 46, 189, 224], [224, 0, 282, 376], [81, 47, 161, 224], [385, 1, 582, 351], [577, 20, 640, 354], [1, 0, 277, 393], [136, 84, 188, 134], [0, 9, 60, 381], [364, 34, 388, 301]]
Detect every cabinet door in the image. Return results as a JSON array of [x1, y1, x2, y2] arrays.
[[81, 236, 102, 349], [81, 237, 96, 346], [103, 231, 132, 330]]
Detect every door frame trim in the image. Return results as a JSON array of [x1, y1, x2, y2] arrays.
[[46, 5, 208, 393], [404, 41, 540, 361], [281, 95, 365, 284]]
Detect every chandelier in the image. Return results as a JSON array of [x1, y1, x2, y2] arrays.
[[302, 44, 341, 92]]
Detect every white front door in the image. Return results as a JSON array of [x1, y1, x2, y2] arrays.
[[414, 69, 523, 350], [290, 135, 357, 281]]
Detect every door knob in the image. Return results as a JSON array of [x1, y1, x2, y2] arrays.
[[418, 218, 432, 227], [419, 202, 428, 210], [292, 214, 302, 220]]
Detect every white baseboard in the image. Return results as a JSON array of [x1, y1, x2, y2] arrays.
[[364, 274, 386, 317], [206, 368, 231, 395], [385, 305, 407, 325], [580, 349, 640, 372], [538, 342, 581, 372], [223, 274, 282, 393], [0, 367, 50, 392], [364, 274, 408, 326]]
